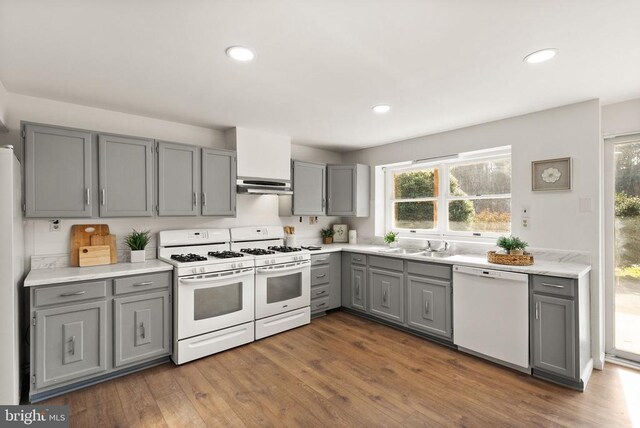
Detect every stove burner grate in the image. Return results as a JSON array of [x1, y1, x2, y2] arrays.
[[240, 248, 276, 256], [170, 253, 207, 263], [208, 251, 245, 259]]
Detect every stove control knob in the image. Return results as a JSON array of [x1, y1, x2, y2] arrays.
[[192, 268, 197, 274], [238, 262, 243, 268], [271, 258, 276, 264], [199, 267, 206, 273], [231, 263, 236, 269]]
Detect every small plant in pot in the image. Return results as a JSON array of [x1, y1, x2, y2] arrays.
[[384, 231, 399, 247], [125, 229, 151, 263], [496, 235, 528, 255], [321, 228, 335, 244]]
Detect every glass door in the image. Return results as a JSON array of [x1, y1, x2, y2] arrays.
[[607, 137, 640, 363]]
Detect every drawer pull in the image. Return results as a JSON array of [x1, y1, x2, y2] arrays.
[[315, 290, 327, 295], [317, 302, 327, 308], [60, 290, 86, 297], [316, 274, 327, 278], [133, 281, 154, 287], [541, 282, 564, 289]]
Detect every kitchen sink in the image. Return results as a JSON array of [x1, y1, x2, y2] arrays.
[[377, 248, 424, 255]]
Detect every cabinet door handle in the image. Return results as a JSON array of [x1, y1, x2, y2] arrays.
[[100, 188, 106, 206], [383, 290, 388, 303], [316, 273, 326, 278], [60, 290, 86, 297], [425, 299, 429, 314], [133, 281, 153, 287], [70, 335, 76, 355], [85, 188, 91, 206], [535, 301, 540, 320], [315, 290, 327, 295], [540, 282, 564, 289], [140, 322, 146, 339], [193, 192, 198, 206], [202, 192, 207, 206], [322, 198, 326, 209], [355, 281, 360, 298]]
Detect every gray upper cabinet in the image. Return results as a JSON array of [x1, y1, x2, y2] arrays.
[[34, 301, 107, 390], [327, 164, 370, 217], [532, 294, 576, 379], [369, 268, 404, 324], [98, 135, 154, 217], [201, 148, 236, 216], [292, 160, 326, 216], [113, 291, 171, 367], [24, 124, 93, 218], [158, 141, 199, 216], [407, 275, 452, 338]]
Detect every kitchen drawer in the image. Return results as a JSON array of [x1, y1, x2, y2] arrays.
[[532, 275, 575, 298], [350, 253, 367, 265], [114, 272, 171, 295], [369, 255, 403, 272], [311, 266, 330, 286], [34, 281, 108, 307], [311, 283, 331, 300], [311, 253, 331, 266], [407, 261, 451, 280], [311, 296, 331, 312]]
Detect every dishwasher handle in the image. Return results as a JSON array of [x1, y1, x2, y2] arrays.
[[453, 265, 528, 282]]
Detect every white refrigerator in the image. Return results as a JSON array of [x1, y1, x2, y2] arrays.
[[0, 145, 24, 404]]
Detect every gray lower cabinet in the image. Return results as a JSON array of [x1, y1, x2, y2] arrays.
[[530, 274, 591, 389], [350, 264, 367, 312], [34, 301, 107, 390], [98, 134, 154, 217], [201, 148, 236, 216], [407, 275, 452, 339], [114, 291, 171, 367], [24, 124, 93, 218], [369, 268, 404, 323], [30, 271, 172, 402], [292, 160, 326, 216], [326, 164, 370, 217], [532, 294, 575, 378], [310, 252, 341, 314], [158, 141, 199, 216]]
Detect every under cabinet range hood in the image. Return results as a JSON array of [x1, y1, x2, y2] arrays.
[[225, 127, 293, 195]]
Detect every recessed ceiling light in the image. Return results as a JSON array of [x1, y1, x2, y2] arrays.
[[523, 48, 558, 64], [372, 104, 391, 114], [226, 46, 255, 62]]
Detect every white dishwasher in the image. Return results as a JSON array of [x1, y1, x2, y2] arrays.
[[453, 265, 530, 372]]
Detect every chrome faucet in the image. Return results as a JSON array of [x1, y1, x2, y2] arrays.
[[424, 240, 449, 252]]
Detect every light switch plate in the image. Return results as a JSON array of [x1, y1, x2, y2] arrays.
[[521, 218, 530, 229]]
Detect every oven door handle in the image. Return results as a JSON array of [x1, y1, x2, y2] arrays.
[[257, 261, 309, 274], [180, 268, 254, 285]]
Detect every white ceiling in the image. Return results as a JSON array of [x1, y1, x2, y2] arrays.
[[1, 1, 639, 152]]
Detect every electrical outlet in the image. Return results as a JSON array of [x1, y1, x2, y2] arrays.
[[521, 205, 530, 218], [521, 218, 529, 229], [49, 219, 61, 232]]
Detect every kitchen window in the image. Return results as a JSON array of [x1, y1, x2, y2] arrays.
[[383, 148, 511, 238]]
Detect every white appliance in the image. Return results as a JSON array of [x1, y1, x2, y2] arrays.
[[230, 226, 311, 339], [453, 265, 530, 372], [0, 146, 24, 405], [158, 229, 255, 365]]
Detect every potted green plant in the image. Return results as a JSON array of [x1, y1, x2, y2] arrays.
[[125, 229, 151, 263], [320, 228, 335, 244], [384, 231, 399, 247], [496, 235, 528, 255]]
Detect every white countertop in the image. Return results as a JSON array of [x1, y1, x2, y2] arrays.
[[24, 259, 173, 287], [309, 244, 591, 278]]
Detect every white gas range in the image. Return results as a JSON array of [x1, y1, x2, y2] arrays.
[[158, 229, 255, 365], [230, 226, 311, 339]]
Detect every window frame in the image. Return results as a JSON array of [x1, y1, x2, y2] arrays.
[[383, 151, 512, 239]]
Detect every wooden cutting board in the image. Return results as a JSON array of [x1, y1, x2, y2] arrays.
[[78, 245, 111, 267], [70, 224, 110, 267], [90, 234, 117, 264]]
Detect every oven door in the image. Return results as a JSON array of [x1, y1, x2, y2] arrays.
[[255, 261, 310, 319], [177, 268, 255, 340]]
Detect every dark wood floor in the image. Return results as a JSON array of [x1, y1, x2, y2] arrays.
[[43, 311, 639, 427]]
